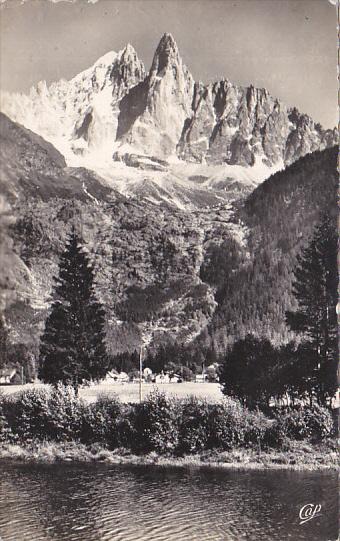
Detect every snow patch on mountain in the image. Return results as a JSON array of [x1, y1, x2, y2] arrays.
[[1, 33, 337, 210], [67, 148, 282, 209], [1, 45, 145, 163]]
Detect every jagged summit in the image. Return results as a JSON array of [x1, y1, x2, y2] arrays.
[[115, 33, 195, 158], [159, 32, 177, 46], [70, 44, 142, 80], [1, 33, 337, 176], [151, 32, 180, 73], [117, 43, 143, 70], [122, 42, 137, 55], [155, 32, 178, 54]]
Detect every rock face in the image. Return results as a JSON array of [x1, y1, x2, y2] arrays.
[[176, 83, 337, 166], [114, 34, 337, 167], [116, 33, 194, 158], [1, 33, 337, 180], [1, 45, 145, 160]]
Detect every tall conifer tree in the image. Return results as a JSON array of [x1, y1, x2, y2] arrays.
[[39, 231, 109, 390], [286, 215, 338, 403]]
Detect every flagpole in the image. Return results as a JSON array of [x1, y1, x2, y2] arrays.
[[139, 343, 143, 403]]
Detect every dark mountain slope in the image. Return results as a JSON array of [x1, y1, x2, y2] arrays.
[[201, 146, 338, 351], [244, 146, 338, 231], [0, 113, 112, 203]]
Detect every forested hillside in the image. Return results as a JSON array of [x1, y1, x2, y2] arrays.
[[201, 146, 338, 351]]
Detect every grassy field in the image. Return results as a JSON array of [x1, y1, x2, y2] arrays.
[[0, 381, 224, 403]]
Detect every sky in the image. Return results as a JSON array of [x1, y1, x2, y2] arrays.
[[0, 0, 338, 128]]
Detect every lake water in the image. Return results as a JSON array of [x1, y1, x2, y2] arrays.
[[0, 462, 338, 541]]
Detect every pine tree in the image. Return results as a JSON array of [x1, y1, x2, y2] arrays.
[[39, 231, 109, 390], [286, 215, 338, 404]]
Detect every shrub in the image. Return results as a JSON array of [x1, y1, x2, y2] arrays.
[[1, 385, 333, 452], [262, 419, 289, 448], [44, 384, 84, 441], [204, 399, 272, 450], [243, 408, 272, 448], [178, 397, 210, 454], [207, 398, 248, 450], [263, 404, 334, 447], [1, 387, 51, 443], [133, 390, 180, 454], [1, 385, 85, 443], [282, 408, 311, 440], [115, 403, 136, 449], [0, 390, 13, 443], [281, 404, 333, 441], [80, 394, 126, 449]]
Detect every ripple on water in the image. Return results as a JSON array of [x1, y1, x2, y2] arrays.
[[0, 463, 338, 541]]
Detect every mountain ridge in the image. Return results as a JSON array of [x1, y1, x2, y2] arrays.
[[1, 33, 337, 210]]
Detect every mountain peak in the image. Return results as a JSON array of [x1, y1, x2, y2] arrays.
[[151, 33, 181, 74], [119, 43, 138, 61], [123, 42, 135, 52], [110, 44, 146, 97], [158, 32, 177, 48]]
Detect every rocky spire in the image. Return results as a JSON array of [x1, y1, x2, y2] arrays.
[[150, 32, 181, 75], [110, 44, 146, 100], [116, 33, 195, 158]]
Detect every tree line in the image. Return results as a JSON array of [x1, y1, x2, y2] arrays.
[[219, 215, 338, 408]]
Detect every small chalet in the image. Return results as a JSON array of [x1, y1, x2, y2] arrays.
[[0, 368, 17, 385], [155, 372, 170, 384], [195, 373, 208, 383]]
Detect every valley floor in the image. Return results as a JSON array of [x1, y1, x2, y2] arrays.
[[0, 440, 337, 472], [1, 381, 224, 403]]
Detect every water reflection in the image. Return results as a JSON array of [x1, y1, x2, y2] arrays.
[[0, 462, 338, 540]]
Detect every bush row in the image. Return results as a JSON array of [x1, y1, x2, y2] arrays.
[[0, 386, 334, 454]]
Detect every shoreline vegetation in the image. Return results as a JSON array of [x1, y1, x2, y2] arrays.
[[0, 385, 337, 472], [0, 440, 337, 472]]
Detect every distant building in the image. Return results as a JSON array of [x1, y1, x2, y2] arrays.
[[331, 387, 340, 409], [103, 370, 130, 383], [155, 372, 170, 384], [102, 370, 119, 382], [0, 368, 17, 385], [117, 371, 129, 383], [207, 363, 219, 371], [195, 373, 208, 383], [170, 374, 182, 383]]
